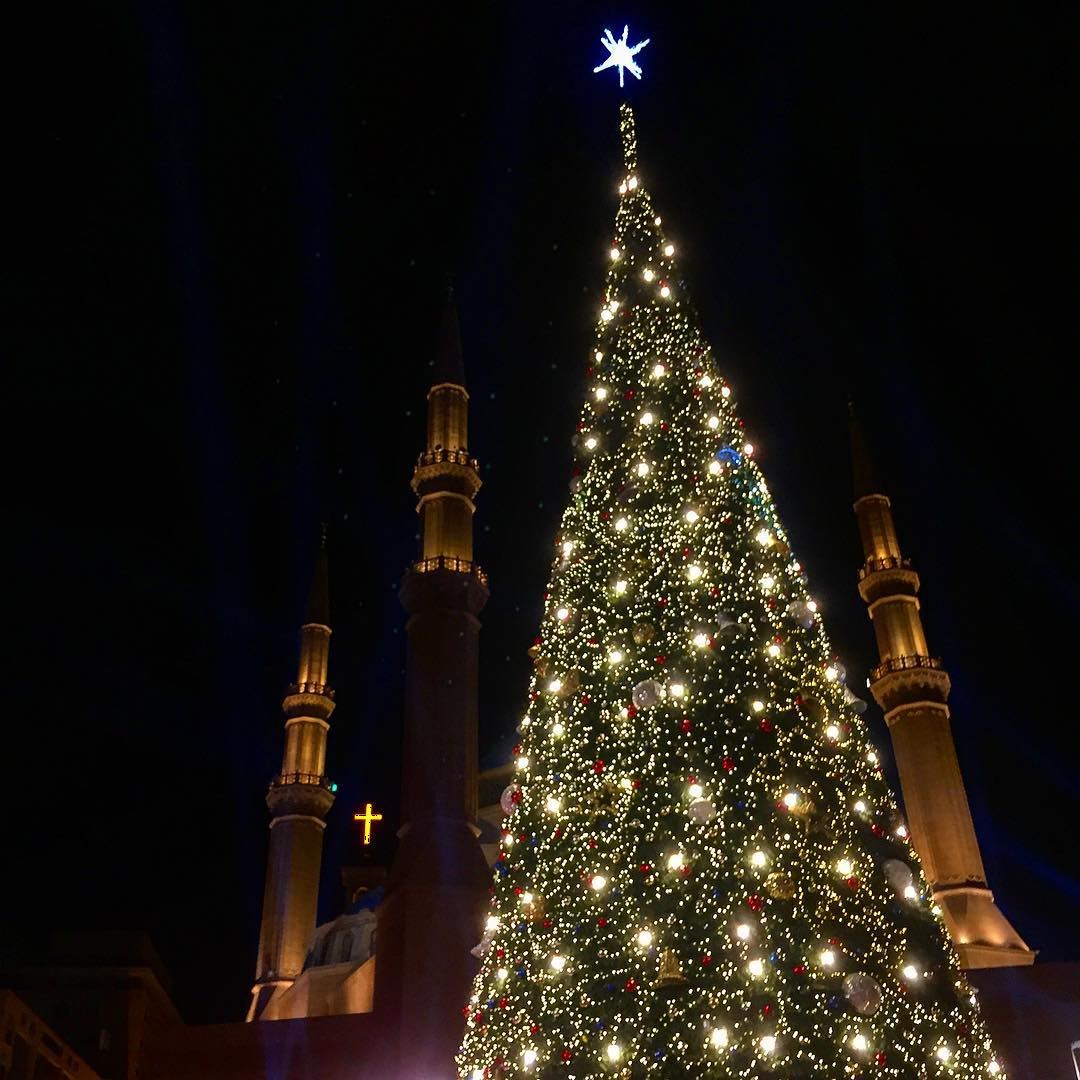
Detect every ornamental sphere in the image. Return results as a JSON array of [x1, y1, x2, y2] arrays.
[[632, 678, 664, 710], [688, 797, 716, 824], [764, 871, 796, 900], [882, 858, 915, 895], [500, 784, 519, 816], [632, 621, 656, 645], [786, 600, 815, 628], [843, 972, 883, 1016]]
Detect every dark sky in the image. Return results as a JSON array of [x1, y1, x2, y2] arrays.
[[8, 3, 1077, 1023]]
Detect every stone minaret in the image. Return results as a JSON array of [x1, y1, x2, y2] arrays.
[[850, 407, 1034, 969], [375, 295, 491, 1077], [248, 537, 337, 1020]]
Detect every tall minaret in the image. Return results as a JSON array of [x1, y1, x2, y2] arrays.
[[374, 294, 491, 1077], [850, 407, 1034, 969], [247, 536, 337, 1020]]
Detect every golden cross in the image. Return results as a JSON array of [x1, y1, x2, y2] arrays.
[[353, 802, 384, 845]]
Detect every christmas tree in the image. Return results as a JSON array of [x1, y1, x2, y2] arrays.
[[458, 104, 1004, 1079]]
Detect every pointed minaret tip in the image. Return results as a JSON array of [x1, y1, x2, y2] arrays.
[[848, 398, 883, 500], [305, 529, 330, 627], [433, 287, 466, 388]]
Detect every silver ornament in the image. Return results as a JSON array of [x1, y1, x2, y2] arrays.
[[632, 678, 664, 710], [843, 972, 883, 1015]]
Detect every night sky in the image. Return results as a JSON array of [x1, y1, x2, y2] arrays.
[[8, 4, 1077, 1024]]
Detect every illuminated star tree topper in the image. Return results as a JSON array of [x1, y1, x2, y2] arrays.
[[593, 24, 650, 87]]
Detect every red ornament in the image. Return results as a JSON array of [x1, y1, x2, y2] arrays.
[[626, 705, 638, 719], [511, 789, 523, 804], [793, 964, 806, 975], [593, 760, 605, 773], [846, 876, 860, 890], [748, 894, 763, 911], [625, 977, 638, 992], [530, 1023, 540, 1035], [759, 718, 774, 732], [871, 824, 884, 837], [496, 948, 505, 959], [554, 828, 563, 838], [513, 886, 523, 895], [722, 756, 735, 771], [762, 1003, 773, 1016], [657, 597, 669, 607], [512, 743, 521, 755], [639, 863, 652, 874], [624, 388, 635, 400], [581, 694, 591, 704], [875, 1052, 887, 1067], [655, 654, 667, 665], [542, 918, 552, 929], [561, 1049, 573, 1062], [680, 718, 692, 733], [597, 917, 608, 927], [660, 421, 669, 431], [681, 547, 691, 558], [473, 1011, 483, 1023], [710, 586, 720, 597], [681, 864, 692, 877], [631, 778, 641, 789], [588, 838, 597, 848], [499, 996, 508, 1008], [700, 954, 712, 966]]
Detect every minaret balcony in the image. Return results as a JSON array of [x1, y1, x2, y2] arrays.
[[416, 447, 478, 470], [857, 557, 920, 604], [858, 554, 912, 579], [271, 771, 337, 791], [411, 554, 489, 587], [266, 772, 336, 818], [869, 654, 952, 715], [286, 680, 335, 697]]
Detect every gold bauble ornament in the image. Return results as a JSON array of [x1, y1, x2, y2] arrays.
[[765, 871, 797, 899], [632, 621, 656, 645]]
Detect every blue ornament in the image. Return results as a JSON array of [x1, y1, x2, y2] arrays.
[[654, 1048, 666, 1060], [716, 445, 743, 466], [828, 995, 841, 1009]]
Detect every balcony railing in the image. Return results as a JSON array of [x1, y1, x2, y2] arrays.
[[286, 680, 335, 698], [870, 654, 944, 681], [858, 555, 912, 579], [416, 448, 478, 469], [411, 555, 489, 586], [271, 771, 336, 791]]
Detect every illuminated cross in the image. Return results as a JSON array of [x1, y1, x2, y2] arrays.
[[593, 25, 650, 87], [353, 802, 384, 846]]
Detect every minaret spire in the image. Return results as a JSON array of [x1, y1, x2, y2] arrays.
[[850, 406, 1034, 969], [248, 535, 338, 1020], [374, 296, 490, 1074]]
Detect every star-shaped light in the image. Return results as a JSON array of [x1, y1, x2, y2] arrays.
[[593, 25, 650, 88]]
